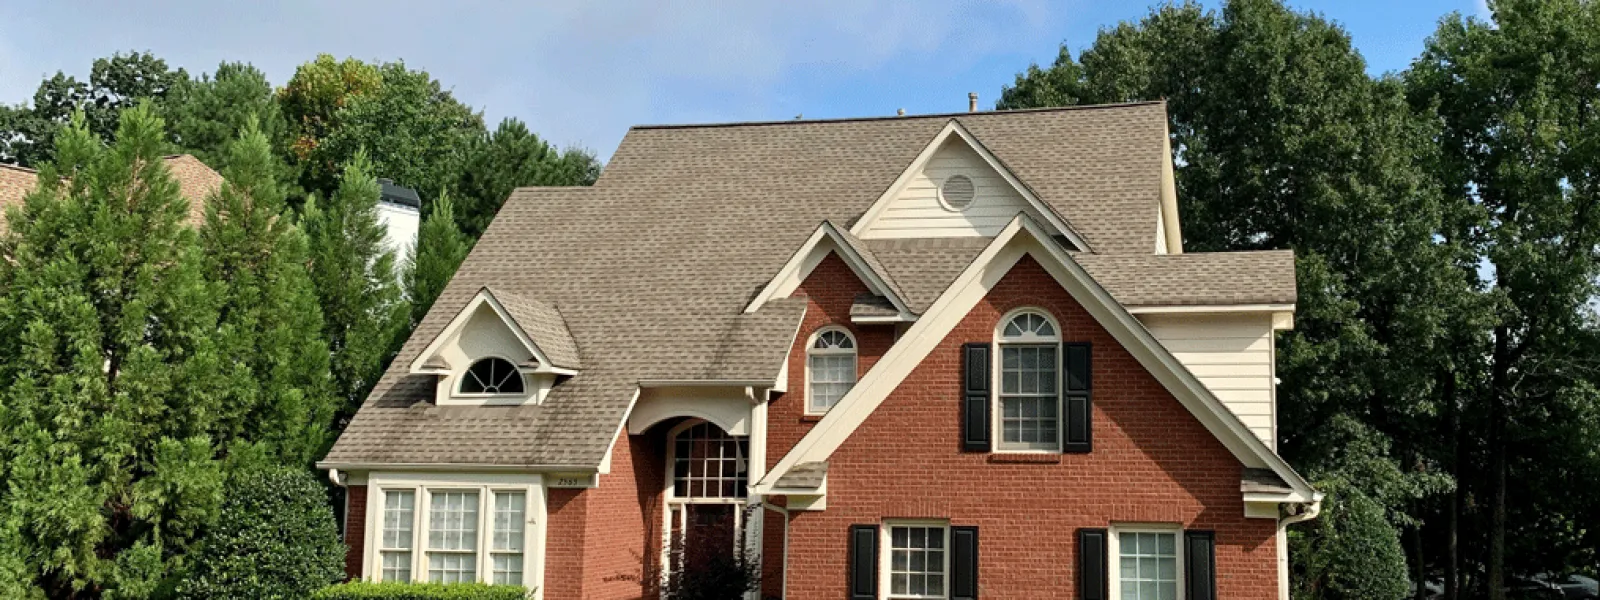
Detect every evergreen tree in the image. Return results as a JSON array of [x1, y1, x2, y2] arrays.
[[164, 63, 296, 186], [0, 104, 226, 596], [451, 117, 601, 239], [406, 190, 471, 326], [198, 116, 337, 464], [304, 150, 406, 423]]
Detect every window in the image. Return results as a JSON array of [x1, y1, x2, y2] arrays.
[[379, 490, 415, 582], [426, 491, 480, 583], [663, 420, 750, 576], [997, 310, 1061, 451], [1114, 528, 1181, 600], [884, 523, 949, 599], [375, 486, 532, 585], [490, 492, 526, 585], [459, 357, 525, 395], [807, 328, 857, 413]]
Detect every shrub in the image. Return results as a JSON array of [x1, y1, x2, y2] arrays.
[[175, 466, 345, 599], [312, 581, 530, 599]]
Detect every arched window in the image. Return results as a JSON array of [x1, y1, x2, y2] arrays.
[[807, 327, 857, 414], [459, 357, 525, 395], [664, 420, 749, 576], [997, 310, 1061, 451]]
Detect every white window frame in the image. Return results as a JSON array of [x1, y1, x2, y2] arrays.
[[806, 327, 858, 415], [377, 489, 416, 583], [455, 355, 530, 399], [366, 474, 544, 593], [879, 520, 952, 600], [1109, 524, 1185, 600], [992, 308, 1064, 453]]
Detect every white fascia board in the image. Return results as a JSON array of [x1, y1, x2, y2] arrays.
[[315, 461, 595, 473], [757, 215, 1317, 501], [407, 288, 557, 374], [851, 314, 918, 324], [1125, 303, 1296, 315], [848, 119, 1091, 253], [744, 222, 912, 316]]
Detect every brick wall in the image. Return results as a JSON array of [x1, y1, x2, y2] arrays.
[[343, 484, 367, 581], [781, 255, 1280, 599], [543, 426, 669, 599]]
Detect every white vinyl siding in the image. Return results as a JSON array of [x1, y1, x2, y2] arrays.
[[1139, 313, 1277, 445], [859, 138, 1044, 239]]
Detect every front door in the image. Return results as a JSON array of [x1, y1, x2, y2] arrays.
[[664, 420, 749, 577]]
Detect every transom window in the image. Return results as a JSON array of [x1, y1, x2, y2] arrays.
[[997, 310, 1062, 452], [884, 523, 949, 599], [807, 328, 857, 414], [1114, 529, 1181, 600], [375, 486, 530, 585], [459, 357, 525, 395]]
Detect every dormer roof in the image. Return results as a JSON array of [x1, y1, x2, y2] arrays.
[[409, 286, 581, 375]]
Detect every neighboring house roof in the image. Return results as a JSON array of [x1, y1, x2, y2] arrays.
[[378, 178, 421, 209], [0, 155, 221, 231], [322, 102, 1301, 474]]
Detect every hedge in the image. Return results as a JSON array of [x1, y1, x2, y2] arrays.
[[312, 582, 530, 600]]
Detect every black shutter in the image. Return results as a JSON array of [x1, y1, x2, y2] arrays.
[[1078, 528, 1108, 600], [849, 524, 879, 600], [1185, 530, 1217, 600], [962, 343, 991, 452], [1063, 342, 1092, 453], [951, 526, 979, 600]]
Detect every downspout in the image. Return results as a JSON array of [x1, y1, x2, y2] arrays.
[[1277, 498, 1323, 600]]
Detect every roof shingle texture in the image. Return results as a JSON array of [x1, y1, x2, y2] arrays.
[[486, 286, 583, 370], [325, 103, 1297, 470]]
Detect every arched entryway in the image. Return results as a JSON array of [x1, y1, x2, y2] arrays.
[[663, 419, 749, 576]]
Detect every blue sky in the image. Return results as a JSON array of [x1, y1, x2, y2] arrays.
[[0, 0, 1489, 161]]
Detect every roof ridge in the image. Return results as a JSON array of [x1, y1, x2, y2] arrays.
[[0, 163, 39, 174], [628, 100, 1166, 131]]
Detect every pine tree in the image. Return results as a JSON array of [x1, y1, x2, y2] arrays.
[[0, 104, 227, 596], [304, 150, 406, 424], [406, 189, 471, 326], [198, 116, 337, 465]]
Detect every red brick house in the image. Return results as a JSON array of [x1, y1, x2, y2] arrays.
[[319, 101, 1322, 599]]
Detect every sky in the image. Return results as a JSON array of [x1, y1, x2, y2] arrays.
[[0, 0, 1491, 162]]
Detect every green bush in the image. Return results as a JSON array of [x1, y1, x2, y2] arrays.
[[312, 581, 530, 599], [175, 466, 345, 599]]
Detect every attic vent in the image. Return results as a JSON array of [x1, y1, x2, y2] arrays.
[[939, 174, 977, 211]]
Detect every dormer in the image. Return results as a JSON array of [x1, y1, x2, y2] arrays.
[[409, 286, 580, 406], [851, 119, 1088, 250]]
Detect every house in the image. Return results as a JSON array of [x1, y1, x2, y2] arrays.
[[0, 154, 221, 231], [376, 177, 422, 266], [318, 101, 1322, 600]]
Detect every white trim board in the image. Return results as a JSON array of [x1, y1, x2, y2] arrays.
[[848, 119, 1089, 251], [744, 221, 913, 318], [756, 215, 1317, 503]]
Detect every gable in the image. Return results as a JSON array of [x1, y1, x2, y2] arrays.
[[850, 120, 1088, 250], [745, 221, 913, 321], [857, 135, 1042, 239], [758, 215, 1316, 502]]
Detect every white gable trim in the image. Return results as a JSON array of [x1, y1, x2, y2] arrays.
[[408, 288, 576, 376], [757, 215, 1317, 502], [744, 222, 913, 319], [850, 119, 1090, 252]]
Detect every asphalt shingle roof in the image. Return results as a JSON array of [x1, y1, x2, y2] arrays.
[[0, 155, 220, 231], [324, 102, 1297, 470]]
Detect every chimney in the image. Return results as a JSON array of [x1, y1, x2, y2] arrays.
[[968, 92, 978, 113]]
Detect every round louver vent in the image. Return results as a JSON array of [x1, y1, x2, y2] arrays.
[[940, 174, 976, 211]]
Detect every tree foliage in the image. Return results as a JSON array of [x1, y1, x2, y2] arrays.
[[174, 466, 345, 600], [304, 150, 407, 422], [198, 116, 338, 464], [406, 190, 471, 326], [0, 105, 225, 597], [163, 63, 295, 183], [0, 52, 186, 166], [451, 117, 600, 239]]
